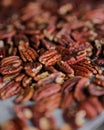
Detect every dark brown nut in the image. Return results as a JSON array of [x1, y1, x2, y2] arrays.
[[24, 62, 42, 77], [88, 84, 104, 96], [62, 76, 81, 92], [61, 92, 74, 109], [37, 72, 65, 86], [83, 8, 104, 24], [57, 61, 74, 75], [80, 100, 97, 119], [39, 50, 61, 66], [0, 56, 22, 75], [67, 50, 87, 65], [74, 77, 89, 101], [22, 76, 32, 88], [18, 41, 38, 62], [93, 75, 104, 87], [0, 80, 21, 99], [32, 83, 61, 101], [15, 86, 34, 104]]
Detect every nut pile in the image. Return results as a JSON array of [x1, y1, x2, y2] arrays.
[[0, 0, 104, 130]]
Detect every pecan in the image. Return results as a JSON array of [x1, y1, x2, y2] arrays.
[[34, 71, 49, 81], [88, 84, 104, 96], [0, 80, 21, 99], [93, 75, 104, 87], [39, 50, 61, 66], [57, 61, 74, 75], [0, 56, 22, 75], [71, 64, 93, 77], [37, 72, 65, 86], [15, 73, 25, 82], [15, 86, 34, 104], [88, 97, 103, 114], [0, 118, 29, 130], [24, 62, 42, 77], [35, 92, 61, 112], [58, 3, 73, 15], [18, 41, 38, 62], [67, 50, 87, 65], [41, 39, 56, 50], [32, 83, 61, 101], [22, 76, 32, 88], [80, 100, 97, 119], [96, 59, 104, 66], [63, 107, 79, 129], [61, 92, 74, 109], [74, 77, 89, 101], [83, 8, 104, 24], [62, 76, 81, 92]]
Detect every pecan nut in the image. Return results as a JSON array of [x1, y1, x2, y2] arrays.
[[0, 56, 22, 75], [39, 50, 61, 66], [0, 80, 21, 99]]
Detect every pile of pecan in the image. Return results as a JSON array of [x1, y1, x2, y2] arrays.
[[0, 0, 104, 130]]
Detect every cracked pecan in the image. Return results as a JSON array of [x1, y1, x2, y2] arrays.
[[39, 50, 61, 66], [0, 56, 22, 75]]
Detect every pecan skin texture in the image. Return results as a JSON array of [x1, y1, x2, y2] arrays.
[[0, 56, 22, 75], [39, 50, 61, 66], [0, 80, 21, 99]]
